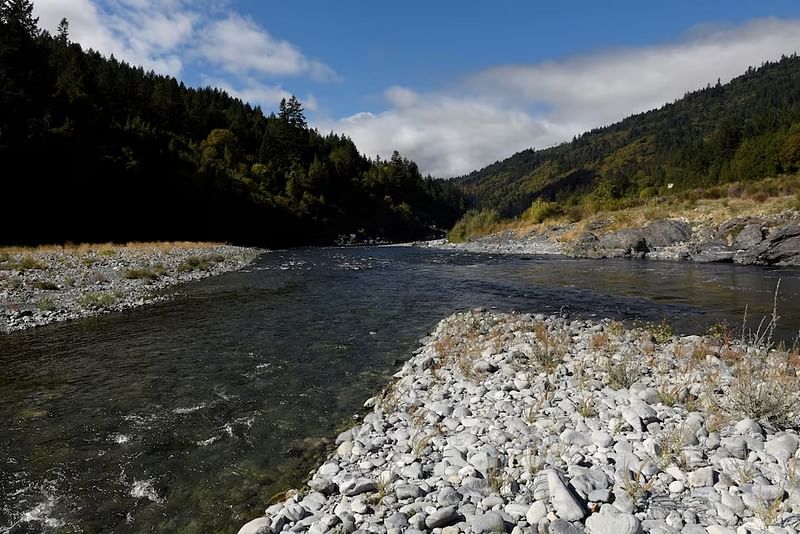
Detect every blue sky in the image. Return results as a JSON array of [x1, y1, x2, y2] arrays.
[[34, 1, 800, 176]]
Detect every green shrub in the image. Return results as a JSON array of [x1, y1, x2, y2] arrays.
[[177, 254, 225, 272], [522, 199, 562, 224], [447, 209, 501, 243], [16, 256, 47, 270], [37, 297, 57, 311], [123, 265, 165, 280], [80, 291, 117, 309]]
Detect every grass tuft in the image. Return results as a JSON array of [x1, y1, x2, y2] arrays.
[[80, 291, 117, 309]]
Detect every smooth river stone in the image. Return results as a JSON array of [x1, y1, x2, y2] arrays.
[[545, 469, 588, 521], [585, 512, 642, 534], [237, 517, 271, 534], [425, 506, 460, 528]]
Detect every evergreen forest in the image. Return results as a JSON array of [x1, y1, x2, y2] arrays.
[[456, 55, 800, 218], [0, 1, 464, 246]]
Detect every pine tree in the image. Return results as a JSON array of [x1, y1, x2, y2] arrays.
[[56, 17, 68, 42], [278, 95, 306, 129], [0, 0, 38, 36]]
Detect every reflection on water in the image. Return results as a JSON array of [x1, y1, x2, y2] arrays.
[[1, 247, 798, 533]]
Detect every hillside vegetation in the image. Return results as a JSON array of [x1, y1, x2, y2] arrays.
[[454, 55, 800, 229], [0, 1, 463, 246]]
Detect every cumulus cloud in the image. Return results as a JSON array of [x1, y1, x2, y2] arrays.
[[198, 14, 338, 81], [34, 0, 193, 75], [199, 75, 292, 110], [323, 18, 800, 177]]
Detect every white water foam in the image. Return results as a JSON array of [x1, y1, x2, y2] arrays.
[[234, 415, 256, 428], [129, 479, 163, 504], [215, 389, 236, 401], [113, 433, 130, 444], [222, 423, 234, 437], [5, 495, 66, 532], [195, 436, 220, 446], [173, 403, 206, 414]]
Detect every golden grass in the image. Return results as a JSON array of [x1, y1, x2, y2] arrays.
[[0, 241, 225, 254], [451, 175, 799, 245]]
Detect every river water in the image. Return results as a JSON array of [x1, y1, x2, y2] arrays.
[[1, 246, 798, 533]]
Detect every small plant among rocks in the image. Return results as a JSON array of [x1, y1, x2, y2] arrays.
[[727, 359, 800, 428], [80, 291, 117, 309], [15, 255, 48, 271], [37, 297, 57, 312], [178, 254, 226, 272], [32, 280, 59, 290], [530, 321, 570, 372], [123, 265, 165, 281], [644, 318, 675, 344], [605, 350, 642, 389], [621, 468, 653, 508]]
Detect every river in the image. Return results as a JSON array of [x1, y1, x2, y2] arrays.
[[1, 246, 798, 533]]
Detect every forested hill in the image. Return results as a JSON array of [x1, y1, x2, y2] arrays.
[[455, 54, 800, 217], [0, 1, 463, 247]]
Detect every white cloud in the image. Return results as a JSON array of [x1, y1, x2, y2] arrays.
[[322, 18, 800, 177], [197, 13, 339, 82], [32, 0, 335, 100], [199, 76, 291, 109], [34, 0, 192, 75], [384, 86, 418, 108], [330, 94, 573, 177]]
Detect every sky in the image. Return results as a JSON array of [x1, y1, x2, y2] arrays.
[[33, 1, 800, 177]]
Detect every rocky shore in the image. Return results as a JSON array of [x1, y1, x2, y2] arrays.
[[240, 309, 800, 534], [0, 244, 262, 333], [420, 211, 800, 267]]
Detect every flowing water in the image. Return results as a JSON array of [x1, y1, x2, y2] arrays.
[[1, 246, 799, 533]]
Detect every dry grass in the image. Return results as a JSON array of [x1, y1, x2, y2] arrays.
[[727, 359, 800, 428], [656, 425, 689, 470], [454, 174, 799, 246], [754, 497, 785, 529], [605, 349, 642, 390], [588, 332, 611, 352], [529, 321, 571, 373], [621, 468, 654, 506]]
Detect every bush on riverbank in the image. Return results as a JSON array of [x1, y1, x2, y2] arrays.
[[447, 209, 501, 243]]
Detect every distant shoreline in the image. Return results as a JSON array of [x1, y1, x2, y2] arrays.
[[0, 243, 263, 333], [417, 211, 800, 267]]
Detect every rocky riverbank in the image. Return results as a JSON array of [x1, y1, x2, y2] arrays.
[[240, 309, 800, 534], [419, 211, 800, 267], [0, 244, 262, 333]]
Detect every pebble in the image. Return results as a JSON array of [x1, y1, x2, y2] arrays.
[[2, 246, 260, 333], [471, 511, 506, 533], [585, 512, 641, 534], [237, 310, 800, 534]]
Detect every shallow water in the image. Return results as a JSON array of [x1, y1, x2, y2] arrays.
[[1, 247, 798, 533]]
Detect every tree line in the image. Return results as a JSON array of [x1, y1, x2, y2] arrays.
[[0, 0, 464, 246], [456, 55, 800, 217]]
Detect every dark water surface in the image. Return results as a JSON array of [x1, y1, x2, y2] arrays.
[[1, 247, 799, 533]]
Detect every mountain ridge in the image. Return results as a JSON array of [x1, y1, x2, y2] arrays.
[[454, 54, 800, 217]]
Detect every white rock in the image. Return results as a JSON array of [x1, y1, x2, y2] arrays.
[[526, 501, 547, 524], [545, 469, 587, 521], [237, 517, 272, 534], [668, 480, 685, 493], [585, 511, 642, 534]]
